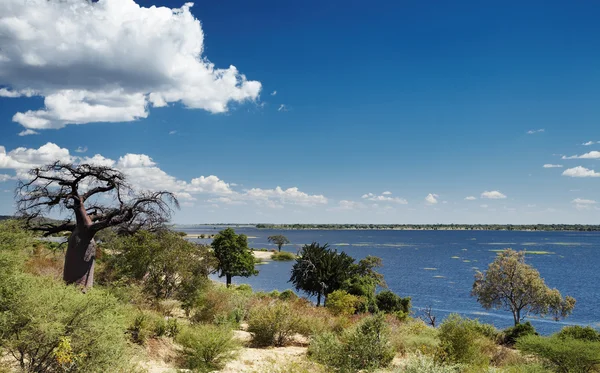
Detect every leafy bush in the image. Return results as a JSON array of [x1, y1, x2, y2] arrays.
[[555, 325, 600, 342], [271, 251, 296, 261], [0, 271, 133, 372], [438, 314, 496, 366], [279, 289, 298, 301], [177, 324, 240, 372], [517, 335, 600, 373], [247, 300, 303, 347], [190, 284, 250, 326], [502, 322, 537, 346], [128, 313, 152, 345], [400, 353, 462, 373], [376, 290, 411, 314], [390, 319, 440, 355], [326, 289, 361, 316], [309, 314, 395, 372]]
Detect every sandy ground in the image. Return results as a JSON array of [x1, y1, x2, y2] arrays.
[[251, 250, 274, 261]]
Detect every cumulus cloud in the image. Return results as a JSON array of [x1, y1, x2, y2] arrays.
[[481, 191, 507, 199], [361, 192, 408, 204], [464, 196, 477, 200], [382, 191, 392, 195], [18, 129, 39, 136], [562, 151, 600, 160], [0, 142, 326, 208], [0, 0, 261, 131], [526, 129, 545, 134], [562, 166, 600, 178], [543, 164, 563, 168], [425, 193, 438, 204]]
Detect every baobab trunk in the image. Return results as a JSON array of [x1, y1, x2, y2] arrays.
[[63, 227, 96, 290], [226, 274, 232, 287]]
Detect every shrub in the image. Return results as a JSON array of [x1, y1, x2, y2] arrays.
[[0, 272, 133, 372], [438, 314, 496, 366], [555, 325, 600, 342], [247, 300, 303, 347], [309, 314, 395, 372], [376, 290, 411, 314], [517, 335, 600, 373], [400, 353, 462, 373], [390, 319, 440, 356], [177, 324, 240, 372], [271, 251, 296, 261], [128, 313, 152, 345], [326, 289, 361, 316], [190, 284, 250, 326], [502, 322, 537, 346], [236, 283, 253, 293], [279, 289, 298, 301]]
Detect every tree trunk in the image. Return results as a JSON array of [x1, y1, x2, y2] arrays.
[[513, 309, 521, 326], [63, 228, 96, 290], [278, 245, 282, 252], [316, 292, 321, 307], [226, 274, 232, 287]]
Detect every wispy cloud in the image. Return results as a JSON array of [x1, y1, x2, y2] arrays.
[[582, 141, 598, 146], [562, 151, 600, 160], [543, 164, 563, 168], [464, 196, 477, 200], [526, 129, 545, 134], [278, 104, 288, 112], [362, 192, 408, 204], [270, 90, 277, 96], [481, 191, 507, 199], [18, 129, 39, 136], [169, 130, 177, 135], [75, 146, 88, 153]]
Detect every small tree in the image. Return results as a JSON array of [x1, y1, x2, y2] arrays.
[[211, 228, 257, 287], [16, 161, 178, 289], [267, 234, 290, 252], [472, 249, 575, 325]]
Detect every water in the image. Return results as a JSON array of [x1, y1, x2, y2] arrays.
[[179, 226, 600, 334]]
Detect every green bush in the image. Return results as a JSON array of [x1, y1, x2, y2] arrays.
[[326, 289, 361, 316], [376, 290, 411, 314], [279, 289, 298, 301], [190, 284, 250, 326], [0, 271, 133, 372], [128, 313, 152, 345], [517, 335, 600, 373], [309, 314, 395, 372], [247, 300, 303, 347], [555, 325, 600, 342], [502, 322, 537, 346], [399, 353, 462, 373], [271, 251, 296, 261], [390, 320, 440, 355], [438, 314, 496, 366], [177, 324, 240, 372]]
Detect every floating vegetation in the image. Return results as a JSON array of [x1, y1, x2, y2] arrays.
[[451, 256, 460, 259], [433, 275, 445, 278], [471, 267, 479, 270], [481, 242, 517, 245], [521, 242, 539, 246], [462, 248, 468, 251], [334, 243, 350, 246], [548, 242, 591, 246], [423, 268, 438, 271], [462, 260, 471, 263]]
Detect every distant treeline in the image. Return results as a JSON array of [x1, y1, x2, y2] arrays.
[[255, 223, 600, 231], [0, 215, 13, 221]]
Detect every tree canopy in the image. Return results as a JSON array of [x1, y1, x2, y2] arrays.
[[267, 234, 290, 252], [16, 161, 178, 289], [472, 249, 576, 325], [211, 228, 258, 287]]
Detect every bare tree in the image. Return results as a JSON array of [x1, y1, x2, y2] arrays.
[[16, 161, 178, 290], [419, 305, 437, 327]]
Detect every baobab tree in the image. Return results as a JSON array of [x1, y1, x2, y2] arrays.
[[16, 161, 178, 290]]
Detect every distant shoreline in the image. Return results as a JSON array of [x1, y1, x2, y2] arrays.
[[174, 224, 600, 232]]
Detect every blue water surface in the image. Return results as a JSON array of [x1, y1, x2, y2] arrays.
[[180, 226, 600, 335]]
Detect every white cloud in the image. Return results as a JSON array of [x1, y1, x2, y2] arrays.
[[382, 191, 392, 195], [481, 190, 507, 199], [0, 142, 73, 170], [361, 192, 408, 204], [189, 176, 233, 194], [169, 130, 177, 135], [334, 200, 364, 210], [0, 174, 14, 182], [562, 166, 600, 178], [75, 146, 88, 153], [464, 196, 477, 200], [572, 198, 596, 205], [526, 129, 545, 134], [246, 186, 327, 207], [425, 193, 438, 204], [18, 129, 39, 136], [582, 141, 598, 146], [543, 164, 563, 168], [0, 0, 261, 131], [270, 90, 277, 96], [278, 104, 288, 112], [562, 151, 600, 160]]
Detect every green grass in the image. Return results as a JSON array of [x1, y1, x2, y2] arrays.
[[271, 251, 296, 261]]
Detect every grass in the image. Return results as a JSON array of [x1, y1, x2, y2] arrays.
[[271, 251, 296, 261], [489, 250, 554, 255]]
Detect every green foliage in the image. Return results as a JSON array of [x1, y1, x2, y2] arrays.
[[0, 271, 132, 372], [326, 289, 361, 316], [211, 228, 258, 286], [438, 314, 497, 366], [271, 251, 296, 261], [247, 300, 303, 347], [555, 325, 600, 342], [177, 324, 240, 372], [267, 234, 290, 252], [376, 290, 411, 314], [103, 230, 216, 301], [279, 289, 298, 301], [503, 321, 537, 346], [400, 353, 462, 373], [308, 314, 395, 372], [472, 249, 576, 325], [390, 319, 440, 356], [0, 219, 33, 252], [190, 284, 250, 326], [517, 335, 600, 373]]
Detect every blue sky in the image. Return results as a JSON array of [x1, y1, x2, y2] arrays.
[[1, 0, 600, 223]]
